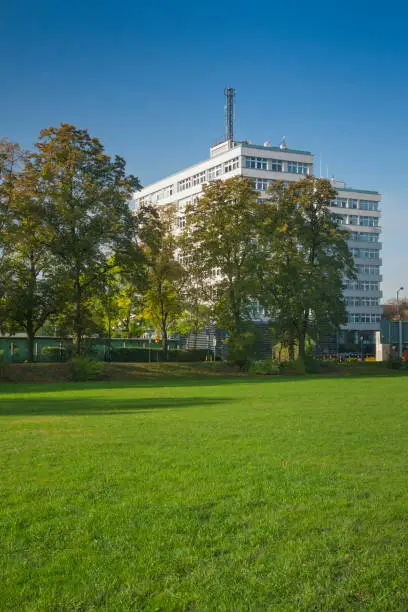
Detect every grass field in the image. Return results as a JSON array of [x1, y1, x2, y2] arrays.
[[1, 375, 407, 610]]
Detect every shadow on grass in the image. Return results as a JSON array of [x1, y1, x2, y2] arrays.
[[0, 395, 234, 417], [2, 367, 408, 389]]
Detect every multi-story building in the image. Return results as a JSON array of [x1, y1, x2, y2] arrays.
[[133, 113, 382, 353]]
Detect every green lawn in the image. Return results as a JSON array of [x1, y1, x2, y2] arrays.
[[1, 376, 407, 610]]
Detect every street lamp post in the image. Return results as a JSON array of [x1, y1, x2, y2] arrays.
[[360, 335, 364, 359], [397, 287, 404, 360]]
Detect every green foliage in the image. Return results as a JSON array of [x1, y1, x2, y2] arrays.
[[111, 347, 161, 362], [10, 347, 21, 362], [110, 347, 208, 363], [69, 357, 106, 382], [183, 177, 265, 338], [279, 358, 306, 375], [259, 177, 355, 360], [167, 349, 209, 362], [227, 330, 260, 370], [249, 359, 280, 375], [303, 355, 322, 373], [0, 349, 5, 361], [386, 356, 403, 370], [0, 360, 11, 380], [142, 206, 185, 359], [41, 346, 71, 362], [28, 124, 141, 355]]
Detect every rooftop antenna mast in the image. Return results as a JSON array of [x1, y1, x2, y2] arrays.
[[224, 87, 235, 142]]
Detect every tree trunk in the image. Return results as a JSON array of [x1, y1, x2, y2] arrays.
[[27, 256, 36, 363], [74, 277, 82, 356], [27, 321, 35, 363], [162, 326, 168, 361], [288, 336, 295, 361], [298, 334, 306, 362], [107, 314, 112, 362]]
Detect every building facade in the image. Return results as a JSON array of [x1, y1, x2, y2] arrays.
[[133, 138, 382, 353]]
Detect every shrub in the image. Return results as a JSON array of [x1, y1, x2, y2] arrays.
[[279, 359, 306, 375], [303, 355, 321, 374], [69, 357, 107, 382], [0, 360, 11, 381], [228, 331, 260, 371], [249, 359, 280, 375], [168, 349, 208, 362], [41, 346, 72, 362], [386, 356, 402, 370], [10, 347, 21, 362], [0, 349, 5, 362], [110, 347, 163, 362]]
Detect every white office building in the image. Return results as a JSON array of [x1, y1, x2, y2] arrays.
[[133, 102, 382, 353]]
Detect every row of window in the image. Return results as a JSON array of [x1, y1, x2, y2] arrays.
[[245, 157, 311, 174], [344, 280, 380, 291], [254, 178, 271, 191], [175, 216, 186, 230], [349, 231, 380, 243], [288, 161, 310, 174], [348, 313, 382, 324], [178, 157, 240, 192], [332, 198, 379, 211], [356, 265, 381, 276], [336, 214, 380, 227], [350, 248, 380, 260], [178, 254, 192, 266], [345, 297, 380, 307]]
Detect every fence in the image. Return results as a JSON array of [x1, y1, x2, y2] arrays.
[[0, 337, 186, 363]]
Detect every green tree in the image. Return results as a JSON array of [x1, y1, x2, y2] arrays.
[[0, 138, 24, 333], [4, 162, 64, 361], [183, 177, 264, 349], [27, 124, 141, 355], [260, 177, 355, 361], [142, 206, 185, 360]]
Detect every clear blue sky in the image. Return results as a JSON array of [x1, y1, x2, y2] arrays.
[[2, 0, 407, 300]]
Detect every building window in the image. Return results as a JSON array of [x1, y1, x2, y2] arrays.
[[351, 232, 379, 243], [246, 157, 268, 170], [361, 249, 380, 260], [359, 200, 379, 211], [345, 297, 361, 307], [192, 171, 207, 186], [287, 161, 309, 174], [224, 157, 240, 173], [208, 164, 223, 180], [360, 216, 379, 227], [333, 213, 347, 225], [270, 159, 283, 172], [255, 178, 269, 191], [176, 216, 186, 230], [357, 265, 380, 276], [359, 297, 379, 307], [178, 254, 192, 267], [335, 198, 347, 208], [178, 177, 192, 192], [348, 215, 359, 225], [348, 199, 358, 209], [345, 279, 381, 291]]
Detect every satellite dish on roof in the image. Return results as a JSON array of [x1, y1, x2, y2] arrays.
[[280, 136, 287, 150]]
